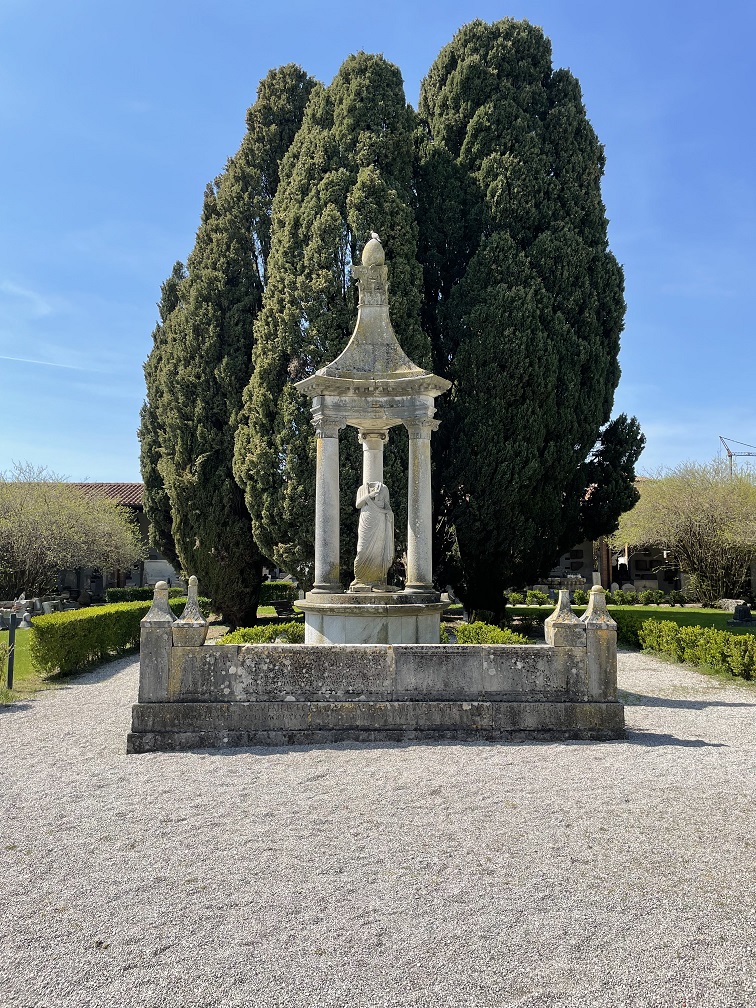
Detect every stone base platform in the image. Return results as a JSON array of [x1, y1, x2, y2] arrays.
[[127, 635, 625, 753], [297, 590, 448, 644], [127, 699, 624, 752]]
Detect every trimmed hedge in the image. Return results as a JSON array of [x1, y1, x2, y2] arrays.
[[639, 619, 756, 680], [441, 621, 529, 645], [219, 621, 305, 645], [506, 605, 756, 648], [105, 586, 185, 603], [30, 596, 211, 675], [259, 580, 299, 605], [220, 620, 527, 646]]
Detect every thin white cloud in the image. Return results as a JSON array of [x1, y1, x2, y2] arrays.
[[0, 354, 96, 371], [0, 280, 54, 317]]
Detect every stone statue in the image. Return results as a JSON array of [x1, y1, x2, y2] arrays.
[[351, 481, 394, 591]]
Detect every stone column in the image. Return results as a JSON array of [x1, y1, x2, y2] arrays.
[[405, 419, 438, 592], [312, 419, 343, 594], [358, 430, 388, 484]]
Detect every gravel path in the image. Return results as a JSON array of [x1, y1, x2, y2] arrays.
[[1, 651, 755, 1008]]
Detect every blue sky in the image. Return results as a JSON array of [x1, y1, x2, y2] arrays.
[[1, 0, 753, 480]]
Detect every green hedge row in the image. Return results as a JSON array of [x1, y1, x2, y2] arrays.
[[441, 621, 529, 645], [219, 620, 528, 647], [220, 621, 305, 644], [260, 581, 299, 605], [105, 586, 185, 602], [639, 620, 756, 680], [30, 596, 211, 675]]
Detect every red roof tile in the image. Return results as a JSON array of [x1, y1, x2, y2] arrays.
[[70, 483, 144, 507]]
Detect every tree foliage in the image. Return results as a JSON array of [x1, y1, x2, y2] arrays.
[[139, 65, 315, 625], [417, 18, 634, 615], [145, 25, 641, 614], [234, 53, 430, 586], [612, 460, 756, 606], [0, 463, 144, 598], [139, 261, 184, 571]]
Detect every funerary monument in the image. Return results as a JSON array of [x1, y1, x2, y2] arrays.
[[127, 236, 625, 752]]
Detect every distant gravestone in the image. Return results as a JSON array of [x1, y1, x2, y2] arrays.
[[728, 603, 753, 626]]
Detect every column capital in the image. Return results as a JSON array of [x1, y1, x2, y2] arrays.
[[357, 429, 389, 446], [312, 417, 345, 439], [405, 418, 440, 440]]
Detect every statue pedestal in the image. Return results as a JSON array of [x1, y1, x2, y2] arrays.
[[297, 591, 449, 645]]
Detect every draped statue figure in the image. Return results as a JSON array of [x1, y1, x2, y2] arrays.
[[351, 482, 395, 591]]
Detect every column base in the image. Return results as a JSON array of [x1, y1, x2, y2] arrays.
[[310, 584, 344, 594]]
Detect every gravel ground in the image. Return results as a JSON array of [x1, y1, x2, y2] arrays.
[[1, 651, 755, 1008]]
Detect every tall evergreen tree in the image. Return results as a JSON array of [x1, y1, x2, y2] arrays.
[[417, 18, 638, 615], [234, 53, 430, 586], [139, 64, 315, 625], [139, 261, 185, 571]]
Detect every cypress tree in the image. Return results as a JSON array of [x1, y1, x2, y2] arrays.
[[141, 65, 315, 625], [139, 260, 185, 571], [417, 19, 638, 615], [234, 53, 430, 586]]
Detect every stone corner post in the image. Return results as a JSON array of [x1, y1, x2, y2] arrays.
[[139, 580, 175, 703], [580, 586, 618, 701]]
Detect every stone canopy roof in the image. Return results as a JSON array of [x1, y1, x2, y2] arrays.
[[296, 236, 450, 400]]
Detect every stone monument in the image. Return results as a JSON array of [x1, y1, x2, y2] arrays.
[[126, 234, 626, 752], [294, 234, 450, 645]]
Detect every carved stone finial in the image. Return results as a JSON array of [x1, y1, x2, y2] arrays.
[[580, 586, 617, 628], [362, 235, 384, 266], [142, 580, 175, 625], [172, 574, 209, 646], [544, 589, 585, 647]]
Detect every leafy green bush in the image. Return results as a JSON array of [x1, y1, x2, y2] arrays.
[[638, 619, 756, 679], [525, 589, 551, 605], [638, 589, 665, 605], [219, 620, 305, 644], [259, 580, 299, 606], [663, 590, 688, 607], [29, 596, 211, 674], [612, 589, 639, 606], [452, 621, 529, 645], [106, 586, 184, 603], [572, 588, 589, 606], [507, 591, 525, 606]]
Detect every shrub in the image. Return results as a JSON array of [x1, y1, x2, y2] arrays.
[[259, 580, 299, 606], [638, 619, 756, 680], [525, 589, 551, 606], [638, 589, 665, 606], [612, 589, 639, 606], [572, 588, 589, 606], [453, 621, 529, 645], [663, 590, 688, 607], [29, 596, 211, 675], [220, 620, 305, 644], [106, 586, 184, 603], [507, 591, 525, 606]]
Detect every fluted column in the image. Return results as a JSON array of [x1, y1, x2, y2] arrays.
[[312, 418, 344, 593], [405, 419, 438, 592]]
